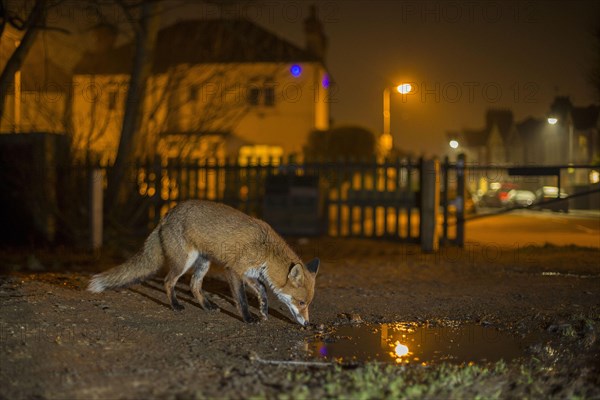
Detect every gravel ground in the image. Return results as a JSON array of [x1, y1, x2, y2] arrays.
[[1, 239, 599, 399]]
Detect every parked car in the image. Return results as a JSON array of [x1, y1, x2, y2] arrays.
[[477, 183, 517, 208], [534, 186, 569, 212], [507, 189, 536, 207]]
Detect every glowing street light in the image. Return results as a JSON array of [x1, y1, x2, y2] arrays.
[[449, 140, 459, 149], [547, 117, 558, 125], [396, 83, 412, 94], [382, 82, 413, 155]]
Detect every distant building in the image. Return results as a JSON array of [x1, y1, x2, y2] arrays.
[[446, 109, 519, 165], [448, 100, 599, 168], [447, 99, 599, 195], [72, 12, 330, 164]]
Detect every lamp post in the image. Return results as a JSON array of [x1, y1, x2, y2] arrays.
[[547, 115, 575, 190], [547, 116, 573, 163], [381, 83, 412, 155]]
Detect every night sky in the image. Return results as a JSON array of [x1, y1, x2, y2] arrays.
[[249, 0, 600, 157], [5, 0, 600, 157]]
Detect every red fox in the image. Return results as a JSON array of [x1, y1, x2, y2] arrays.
[[88, 200, 319, 325]]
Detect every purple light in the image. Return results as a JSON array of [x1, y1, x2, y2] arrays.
[[319, 345, 328, 357], [322, 74, 330, 88], [290, 64, 302, 77]]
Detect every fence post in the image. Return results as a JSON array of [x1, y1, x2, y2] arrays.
[[89, 168, 103, 252], [420, 158, 440, 252], [441, 156, 449, 244], [152, 156, 162, 227], [456, 153, 466, 247]]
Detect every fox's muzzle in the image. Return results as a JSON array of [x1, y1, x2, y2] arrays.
[[286, 303, 309, 326]]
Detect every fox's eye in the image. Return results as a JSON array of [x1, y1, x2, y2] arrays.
[[299, 300, 306, 307]]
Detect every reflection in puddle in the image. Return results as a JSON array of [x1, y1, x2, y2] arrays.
[[309, 323, 538, 365]]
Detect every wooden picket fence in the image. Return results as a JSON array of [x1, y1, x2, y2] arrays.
[[72, 156, 465, 245]]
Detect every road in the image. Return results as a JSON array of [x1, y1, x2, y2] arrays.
[[465, 209, 600, 248]]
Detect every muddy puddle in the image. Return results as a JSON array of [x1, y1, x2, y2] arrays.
[[308, 323, 540, 365]]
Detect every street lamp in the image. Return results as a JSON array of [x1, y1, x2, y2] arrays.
[[449, 140, 459, 149], [547, 117, 558, 125], [381, 83, 412, 154]]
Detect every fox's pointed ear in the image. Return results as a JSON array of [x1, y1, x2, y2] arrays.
[[288, 263, 304, 288], [306, 257, 320, 275]]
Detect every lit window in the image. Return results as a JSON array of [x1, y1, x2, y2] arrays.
[[238, 145, 283, 166]]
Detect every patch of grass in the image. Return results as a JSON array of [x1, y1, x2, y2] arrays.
[[258, 353, 599, 400], [271, 362, 510, 400]]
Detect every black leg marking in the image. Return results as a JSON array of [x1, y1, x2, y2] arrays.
[[246, 277, 269, 320], [165, 267, 186, 311], [226, 270, 256, 323], [190, 256, 219, 311]]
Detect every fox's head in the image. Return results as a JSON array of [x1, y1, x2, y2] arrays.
[[276, 258, 320, 326]]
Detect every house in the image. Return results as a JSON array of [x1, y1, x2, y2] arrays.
[[447, 99, 599, 196], [0, 25, 71, 134], [71, 9, 330, 164], [447, 109, 518, 165]]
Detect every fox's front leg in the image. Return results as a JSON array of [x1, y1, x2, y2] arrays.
[[245, 277, 269, 320], [226, 269, 256, 323]]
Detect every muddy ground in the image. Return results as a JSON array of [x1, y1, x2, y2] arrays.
[[1, 239, 599, 399]]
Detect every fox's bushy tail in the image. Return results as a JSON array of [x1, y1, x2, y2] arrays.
[[88, 228, 164, 292]]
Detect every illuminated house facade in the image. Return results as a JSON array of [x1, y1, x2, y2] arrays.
[[72, 15, 330, 164]]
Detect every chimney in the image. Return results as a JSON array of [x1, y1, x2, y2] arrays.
[[304, 5, 327, 61]]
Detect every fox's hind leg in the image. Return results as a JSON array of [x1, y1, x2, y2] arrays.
[[245, 278, 268, 320], [164, 245, 198, 311], [190, 255, 218, 311], [226, 269, 257, 323]]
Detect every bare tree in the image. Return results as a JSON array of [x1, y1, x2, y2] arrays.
[[106, 0, 161, 211], [0, 0, 46, 122]]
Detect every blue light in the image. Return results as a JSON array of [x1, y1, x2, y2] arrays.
[[322, 74, 330, 88], [290, 64, 302, 77]]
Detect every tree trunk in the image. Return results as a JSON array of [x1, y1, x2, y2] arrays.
[[0, 0, 46, 124], [106, 1, 161, 213]]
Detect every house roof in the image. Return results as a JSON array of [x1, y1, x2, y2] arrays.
[[462, 128, 488, 147], [74, 19, 320, 75], [516, 116, 544, 141], [453, 109, 515, 148], [485, 109, 514, 142]]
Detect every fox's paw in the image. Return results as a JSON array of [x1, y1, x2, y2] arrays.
[[202, 300, 220, 312], [171, 302, 185, 312], [243, 315, 262, 324]]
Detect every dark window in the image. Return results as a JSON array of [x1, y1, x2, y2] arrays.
[[108, 90, 117, 110], [264, 87, 275, 107], [247, 87, 260, 106], [189, 85, 199, 101]]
